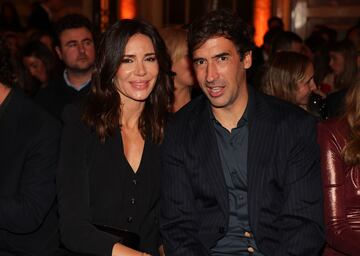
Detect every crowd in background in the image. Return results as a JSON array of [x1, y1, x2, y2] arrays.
[[0, 1, 359, 256]]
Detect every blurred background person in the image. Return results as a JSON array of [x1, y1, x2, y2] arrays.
[[267, 16, 284, 31], [57, 19, 173, 256], [346, 24, 360, 68], [160, 26, 196, 112], [262, 51, 326, 118], [27, 0, 64, 32], [270, 31, 304, 58], [35, 14, 95, 121], [318, 76, 360, 256], [326, 40, 358, 118], [20, 40, 61, 97], [0, 37, 61, 256], [0, 1, 23, 33], [28, 30, 56, 53]]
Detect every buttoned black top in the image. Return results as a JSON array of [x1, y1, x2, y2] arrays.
[[58, 104, 161, 256]]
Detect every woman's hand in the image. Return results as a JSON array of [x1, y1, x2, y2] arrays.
[[159, 245, 165, 256], [112, 242, 151, 256]]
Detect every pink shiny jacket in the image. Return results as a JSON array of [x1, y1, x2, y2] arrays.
[[318, 118, 360, 256]]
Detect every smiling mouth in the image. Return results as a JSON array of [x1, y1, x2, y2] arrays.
[[207, 86, 225, 97], [130, 81, 150, 89]]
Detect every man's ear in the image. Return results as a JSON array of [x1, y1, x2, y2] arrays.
[[243, 51, 252, 69], [55, 46, 63, 60]]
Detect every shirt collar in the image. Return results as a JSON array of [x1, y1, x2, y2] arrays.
[[63, 70, 91, 91]]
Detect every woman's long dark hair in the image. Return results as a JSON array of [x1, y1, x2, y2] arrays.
[[82, 19, 174, 144]]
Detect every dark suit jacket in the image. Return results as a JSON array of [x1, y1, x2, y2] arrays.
[[35, 77, 90, 122], [160, 87, 324, 255], [0, 88, 61, 255]]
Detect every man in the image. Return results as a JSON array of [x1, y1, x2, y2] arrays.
[[0, 38, 60, 255], [160, 9, 324, 255], [270, 31, 304, 59], [27, 0, 64, 32], [35, 14, 95, 120]]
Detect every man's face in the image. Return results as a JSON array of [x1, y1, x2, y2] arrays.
[[56, 27, 95, 73], [192, 37, 251, 110]]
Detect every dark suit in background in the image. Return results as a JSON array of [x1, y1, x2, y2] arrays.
[[0, 88, 60, 255], [160, 88, 324, 255], [35, 76, 90, 121], [27, 3, 52, 32]]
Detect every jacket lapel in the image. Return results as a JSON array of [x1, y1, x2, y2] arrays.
[[247, 89, 277, 234], [0, 89, 22, 159], [189, 97, 229, 219]]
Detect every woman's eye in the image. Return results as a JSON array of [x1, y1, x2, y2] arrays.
[[121, 58, 133, 63], [145, 56, 157, 62]]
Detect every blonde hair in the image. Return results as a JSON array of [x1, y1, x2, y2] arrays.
[[159, 26, 188, 64], [343, 76, 360, 165], [262, 51, 311, 105]]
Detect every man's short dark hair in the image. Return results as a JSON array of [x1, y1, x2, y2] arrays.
[[271, 31, 303, 55], [54, 14, 94, 46], [188, 9, 254, 60]]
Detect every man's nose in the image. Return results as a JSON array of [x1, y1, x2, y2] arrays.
[[205, 62, 219, 83]]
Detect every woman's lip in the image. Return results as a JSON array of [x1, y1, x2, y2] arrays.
[[130, 80, 150, 89]]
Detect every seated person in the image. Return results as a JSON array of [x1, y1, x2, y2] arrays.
[[0, 38, 61, 255]]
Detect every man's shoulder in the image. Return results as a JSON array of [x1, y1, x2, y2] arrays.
[[170, 95, 208, 124], [255, 90, 315, 123], [11, 89, 61, 135]]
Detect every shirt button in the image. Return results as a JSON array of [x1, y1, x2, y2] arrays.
[[247, 246, 255, 253], [132, 179, 137, 185], [244, 231, 251, 238], [127, 216, 133, 223], [130, 198, 135, 205]]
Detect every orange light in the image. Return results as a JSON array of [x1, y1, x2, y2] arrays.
[[119, 0, 136, 19], [253, 0, 271, 47]]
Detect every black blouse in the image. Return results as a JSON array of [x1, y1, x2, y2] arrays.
[[58, 104, 161, 256]]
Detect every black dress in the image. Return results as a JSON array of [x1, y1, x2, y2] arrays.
[[57, 104, 161, 256]]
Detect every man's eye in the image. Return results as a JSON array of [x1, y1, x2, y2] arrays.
[[84, 40, 93, 46], [218, 56, 228, 61], [68, 43, 77, 47], [194, 59, 205, 65]]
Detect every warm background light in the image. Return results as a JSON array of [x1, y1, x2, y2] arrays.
[[119, 0, 136, 19], [253, 0, 271, 47]]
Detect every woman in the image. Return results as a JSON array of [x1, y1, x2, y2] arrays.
[[159, 27, 196, 112], [262, 51, 322, 113], [318, 77, 360, 255], [58, 19, 173, 256], [329, 40, 358, 92], [326, 40, 358, 117], [21, 40, 60, 96]]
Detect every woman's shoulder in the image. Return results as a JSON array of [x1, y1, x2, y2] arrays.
[[318, 117, 347, 132], [317, 117, 349, 145]]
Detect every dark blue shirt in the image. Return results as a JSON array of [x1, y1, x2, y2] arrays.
[[210, 96, 263, 255]]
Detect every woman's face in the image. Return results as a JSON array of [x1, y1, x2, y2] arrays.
[[329, 51, 345, 75], [295, 63, 316, 107], [115, 34, 159, 105], [172, 51, 195, 89], [23, 56, 47, 83]]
